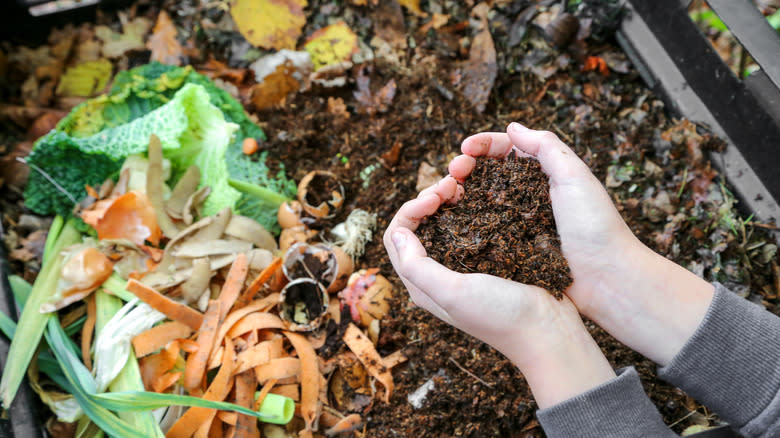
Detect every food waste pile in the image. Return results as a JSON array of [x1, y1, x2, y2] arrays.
[[1, 0, 778, 436]]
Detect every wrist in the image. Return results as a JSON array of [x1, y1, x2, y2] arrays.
[[583, 243, 715, 366], [508, 306, 616, 409]]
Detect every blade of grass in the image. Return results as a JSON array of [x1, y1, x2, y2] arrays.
[[65, 315, 87, 337], [1, 218, 81, 407], [8, 275, 32, 308], [95, 290, 164, 438], [93, 392, 277, 421], [0, 311, 16, 339], [75, 417, 104, 438], [45, 316, 142, 438]]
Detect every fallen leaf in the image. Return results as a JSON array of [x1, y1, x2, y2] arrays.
[[74, 36, 102, 64], [250, 62, 302, 110], [372, 2, 407, 49], [398, 0, 426, 16], [327, 97, 350, 119], [56, 59, 112, 97], [582, 56, 610, 76], [420, 13, 450, 33], [304, 22, 359, 71], [147, 11, 183, 66], [249, 50, 312, 83], [642, 190, 676, 223], [416, 162, 442, 192], [454, 3, 497, 113], [7, 46, 52, 77], [689, 165, 718, 205], [231, 0, 307, 50], [0, 141, 33, 189], [9, 230, 46, 263], [27, 111, 66, 140], [381, 141, 402, 167], [353, 69, 396, 115], [200, 59, 252, 86], [95, 16, 152, 58]]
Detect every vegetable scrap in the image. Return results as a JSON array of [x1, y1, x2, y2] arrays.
[[2, 82, 396, 435]]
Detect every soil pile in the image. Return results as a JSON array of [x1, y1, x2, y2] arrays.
[[417, 157, 572, 297]]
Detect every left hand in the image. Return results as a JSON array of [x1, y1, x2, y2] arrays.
[[383, 176, 616, 408]]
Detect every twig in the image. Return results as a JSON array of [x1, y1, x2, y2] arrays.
[[677, 167, 688, 198], [552, 124, 573, 144], [448, 357, 494, 388], [668, 409, 698, 428], [746, 221, 780, 231]]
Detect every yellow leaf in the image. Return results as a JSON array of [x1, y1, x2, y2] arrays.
[[304, 22, 359, 71], [398, 0, 426, 16], [231, 0, 308, 50], [95, 16, 152, 58], [56, 59, 113, 97]]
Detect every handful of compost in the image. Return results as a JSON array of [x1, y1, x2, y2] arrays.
[[416, 156, 572, 298]]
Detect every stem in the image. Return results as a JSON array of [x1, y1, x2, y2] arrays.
[[0, 219, 81, 407], [228, 179, 291, 208]]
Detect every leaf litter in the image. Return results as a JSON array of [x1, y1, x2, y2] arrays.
[[0, 0, 778, 436]]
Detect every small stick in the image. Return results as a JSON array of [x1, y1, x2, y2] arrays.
[[448, 357, 494, 388], [667, 409, 698, 428], [746, 221, 780, 231]]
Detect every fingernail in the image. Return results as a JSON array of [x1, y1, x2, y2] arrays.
[[392, 231, 407, 252], [509, 122, 528, 133]]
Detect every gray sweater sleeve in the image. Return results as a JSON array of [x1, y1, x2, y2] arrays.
[[536, 283, 780, 438], [536, 366, 677, 437], [658, 282, 780, 437]]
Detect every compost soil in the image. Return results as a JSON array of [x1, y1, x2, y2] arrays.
[[416, 157, 572, 298]]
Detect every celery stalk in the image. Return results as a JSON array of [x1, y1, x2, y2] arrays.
[[0, 218, 81, 407], [95, 290, 164, 438]]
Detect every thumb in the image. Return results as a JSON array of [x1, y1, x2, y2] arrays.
[[390, 228, 465, 318], [506, 122, 589, 184]]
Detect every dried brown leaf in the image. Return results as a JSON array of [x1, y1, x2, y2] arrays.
[[147, 11, 183, 66]]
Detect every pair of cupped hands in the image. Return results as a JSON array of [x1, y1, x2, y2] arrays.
[[383, 122, 715, 408]]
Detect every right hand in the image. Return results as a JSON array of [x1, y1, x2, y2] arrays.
[[449, 122, 714, 366]]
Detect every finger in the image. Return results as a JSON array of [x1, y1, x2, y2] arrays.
[[506, 122, 589, 183], [386, 194, 441, 232], [448, 184, 465, 204], [417, 175, 459, 203], [461, 133, 514, 158], [448, 155, 476, 182], [389, 228, 463, 306]]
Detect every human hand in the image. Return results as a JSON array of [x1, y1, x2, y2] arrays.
[[383, 177, 616, 408], [449, 122, 714, 366]]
